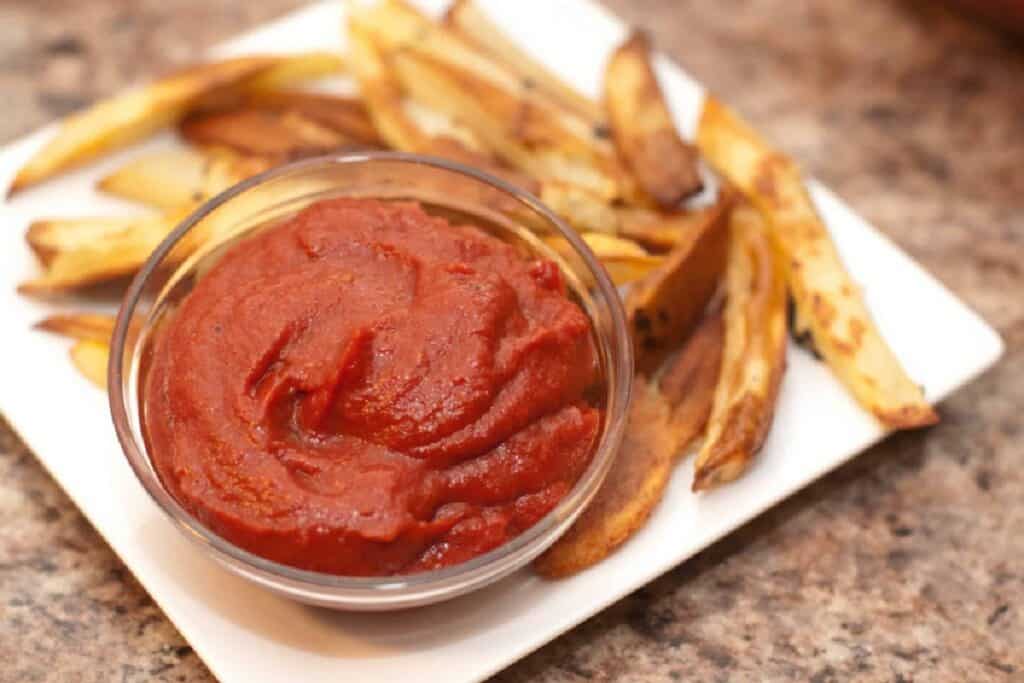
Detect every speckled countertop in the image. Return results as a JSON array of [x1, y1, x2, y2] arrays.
[[1, 1, 1021, 681]]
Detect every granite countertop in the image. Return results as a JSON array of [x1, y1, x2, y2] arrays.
[[1, 1, 1021, 681]]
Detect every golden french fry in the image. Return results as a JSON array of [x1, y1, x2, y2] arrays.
[[539, 182, 620, 234], [26, 216, 139, 266], [242, 90, 381, 145], [658, 306, 725, 457], [8, 53, 342, 195], [547, 232, 663, 286], [697, 97, 937, 429], [19, 205, 195, 295], [604, 31, 703, 208], [351, 1, 627, 200], [179, 107, 350, 160], [618, 205, 719, 252], [97, 148, 210, 209], [443, 0, 604, 123], [241, 51, 346, 93], [533, 379, 677, 578], [69, 340, 109, 389], [693, 205, 787, 490], [626, 192, 734, 372], [35, 312, 117, 343], [347, 25, 431, 153]]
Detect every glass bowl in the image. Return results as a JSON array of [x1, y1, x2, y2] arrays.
[[108, 152, 633, 611]]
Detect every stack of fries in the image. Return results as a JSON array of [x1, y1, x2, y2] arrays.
[[14, 0, 937, 577]]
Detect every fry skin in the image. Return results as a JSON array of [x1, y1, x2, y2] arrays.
[[604, 32, 703, 207], [626, 191, 735, 372], [693, 205, 787, 491], [696, 96, 937, 429], [533, 379, 677, 578], [658, 306, 726, 458]]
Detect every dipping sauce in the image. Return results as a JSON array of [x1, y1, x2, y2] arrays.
[[142, 198, 601, 575]]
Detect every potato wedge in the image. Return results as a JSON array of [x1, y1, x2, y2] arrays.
[[19, 205, 195, 295], [539, 182, 620, 235], [8, 53, 342, 195], [443, 0, 604, 123], [69, 340, 109, 390], [697, 97, 937, 429], [35, 312, 117, 343], [604, 31, 703, 208], [351, 1, 628, 200], [241, 90, 381, 145], [97, 148, 210, 209], [658, 306, 725, 457], [179, 107, 350, 160], [693, 205, 787, 490], [26, 216, 139, 266], [626, 191, 735, 372], [545, 232, 663, 286], [618, 205, 719, 252], [533, 378, 677, 578]]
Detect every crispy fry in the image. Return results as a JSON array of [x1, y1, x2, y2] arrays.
[[26, 216, 139, 266], [241, 51, 347, 93], [533, 379, 677, 578], [697, 97, 937, 429], [545, 232, 663, 286], [626, 192, 734, 372], [352, 1, 628, 200], [97, 148, 210, 209], [443, 0, 604, 123], [618, 205, 719, 252], [35, 312, 117, 343], [179, 107, 350, 160], [69, 340, 109, 389], [349, 24, 539, 192], [539, 182, 620, 234], [604, 31, 703, 207], [19, 205, 195, 295], [658, 307, 725, 457], [8, 53, 341, 195], [693, 205, 787, 490], [241, 90, 381, 144]]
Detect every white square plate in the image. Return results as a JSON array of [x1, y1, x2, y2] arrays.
[[0, 1, 1003, 681]]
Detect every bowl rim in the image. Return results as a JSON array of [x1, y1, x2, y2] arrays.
[[108, 151, 633, 605]]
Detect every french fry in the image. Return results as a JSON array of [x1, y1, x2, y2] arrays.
[[442, 0, 604, 123], [26, 216, 139, 266], [69, 340, 109, 390], [349, 24, 539, 193], [8, 53, 343, 195], [618, 205, 719, 252], [97, 148, 210, 210], [658, 306, 725, 457], [19, 205, 195, 295], [626, 192, 735, 372], [351, 1, 628, 200], [545, 232, 663, 286], [241, 90, 381, 145], [604, 31, 703, 208], [533, 378, 677, 578], [35, 312, 117, 343], [693, 205, 787, 490], [539, 182, 620, 235], [697, 97, 937, 429], [241, 51, 347, 94], [179, 107, 351, 160]]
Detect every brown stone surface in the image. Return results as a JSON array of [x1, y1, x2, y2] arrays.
[[1, 1, 1021, 681]]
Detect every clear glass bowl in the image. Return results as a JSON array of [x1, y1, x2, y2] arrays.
[[108, 152, 633, 611]]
